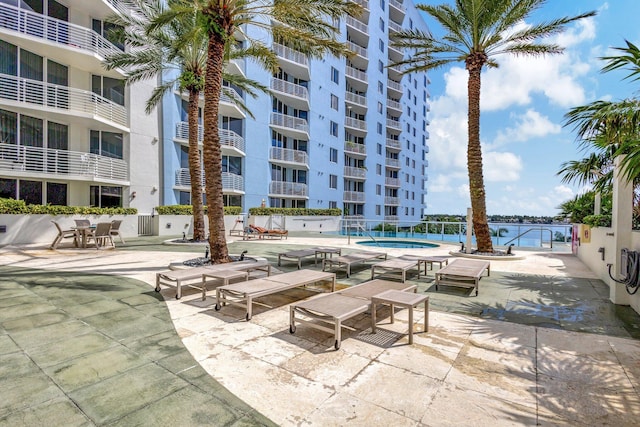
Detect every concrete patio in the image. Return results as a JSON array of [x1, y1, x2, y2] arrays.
[[1, 235, 639, 426]]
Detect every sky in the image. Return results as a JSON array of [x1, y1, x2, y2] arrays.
[[421, 0, 640, 217]]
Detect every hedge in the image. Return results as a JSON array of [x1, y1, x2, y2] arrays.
[[0, 198, 137, 215], [583, 214, 612, 228], [248, 207, 342, 216], [155, 205, 242, 215]]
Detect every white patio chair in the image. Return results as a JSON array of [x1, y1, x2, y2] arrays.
[[88, 222, 115, 249], [110, 219, 125, 244], [50, 221, 78, 249]]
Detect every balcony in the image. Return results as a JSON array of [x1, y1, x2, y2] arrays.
[[270, 112, 309, 139], [174, 122, 245, 155], [219, 86, 245, 118], [175, 168, 244, 193], [0, 73, 129, 132], [385, 158, 400, 169], [0, 3, 124, 78], [345, 92, 367, 109], [385, 177, 400, 187], [269, 147, 309, 168], [384, 196, 400, 206], [384, 215, 399, 222], [344, 141, 366, 157], [0, 142, 128, 184], [346, 16, 369, 41], [386, 118, 401, 130], [386, 98, 401, 112], [348, 0, 370, 19], [269, 181, 308, 198], [344, 166, 367, 180], [386, 138, 401, 151], [343, 191, 365, 202], [387, 65, 402, 80], [224, 58, 245, 77], [388, 0, 406, 22], [64, 0, 135, 19], [273, 43, 310, 80], [388, 44, 404, 62], [388, 19, 402, 34], [347, 41, 368, 67], [387, 79, 402, 96], [270, 78, 310, 110], [346, 66, 368, 91], [345, 116, 367, 133]]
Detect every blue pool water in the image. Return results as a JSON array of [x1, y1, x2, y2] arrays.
[[357, 240, 439, 249]]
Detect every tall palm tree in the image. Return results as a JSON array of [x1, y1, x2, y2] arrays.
[[157, 0, 360, 263], [104, 0, 208, 240], [391, 0, 595, 253]]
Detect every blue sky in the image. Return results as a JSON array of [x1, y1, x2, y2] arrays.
[[422, 1, 640, 216]]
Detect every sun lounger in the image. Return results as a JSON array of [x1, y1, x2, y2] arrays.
[[289, 279, 416, 350], [434, 258, 490, 296], [277, 246, 342, 269], [215, 269, 336, 320], [322, 251, 387, 277], [370, 258, 420, 282], [155, 259, 271, 299], [244, 224, 289, 240], [397, 254, 450, 277]]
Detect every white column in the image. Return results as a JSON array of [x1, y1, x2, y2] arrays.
[[594, 192, 601, 215], [466, 207, 473, 254], [610, 156, 632, 305]]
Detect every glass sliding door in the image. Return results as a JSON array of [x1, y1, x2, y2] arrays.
[[47, 59, 68, 109], [20, 49, 43, 106], [46, 121, 67, 174], [20, 114, 43, 171], [0, 41, 17, 101]]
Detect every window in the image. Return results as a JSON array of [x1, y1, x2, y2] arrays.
[[405, 207, 409, 215], [380, 0, 385, 11], [90, 185, 123, 208], [329, 147, 338, 163], [377, 122, 382, 134], [379, 18, 385, 31], [329, 174, 338, 189], [409, 19, 413, 30], [331, 67, 339, 84], [378, 60, 384, 73], [377, 102, 383, 114], [20, 180, 42, 205], [331, 94, 338, 110], [376, 205, 381, 215], [378, 81, 383, 94], [92, 75, 125, 105], [90, 130, 123, 159], [330, 121, 338, 137], [376, 184, 381, 195], [329, 201, 337, 209], [376, 164, 382, 175], [379, 39, 384, 52], [46, 182, 67, 205], [93, 18, 124, 50], [179, 191, 191, 205]]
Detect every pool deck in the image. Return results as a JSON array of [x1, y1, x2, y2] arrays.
[[1, 234, 639, 426]]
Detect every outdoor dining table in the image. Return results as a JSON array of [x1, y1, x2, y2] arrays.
[[73, 225, 96, 248]]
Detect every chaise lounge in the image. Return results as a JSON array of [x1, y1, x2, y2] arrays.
[[434, 258, 490, 296], [289, 279, 417, 350], [215, 269, 336, 320], [243, 224, 289, 240], [277, 246, 342, 269], [322, 251, 388, 277]]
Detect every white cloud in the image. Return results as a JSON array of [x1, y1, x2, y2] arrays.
[[493, 109, 562, 147], [483, 152, 522, 182]]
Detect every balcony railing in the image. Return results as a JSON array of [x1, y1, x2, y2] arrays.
[[385, 158, 400, 168], [385, 196, 400, 205], [270, 112, 309, 134], [385, 177, 400, 187], [347, 41, 368, 59], [345, 116, 367, 130], [386, 99, 401, 111], [346, 16, 368, 34], [346, 66, 368, 83], [270, 78, 309, 101], [270, 181, 308, 197], [0, 3, 122, 59], [174, 122, 245, 153], [344, 166, 367, 179], [387, 79, 402, 92], [175, 168, 244, 192], [343, 191, 365, 202], [388, 20, 402, 33], [0, 73, 128, 128], [269, 147, 309, 166], [0, 142, 128, 181], [273, 43, 309, 67], [219, 86, 243, 104], [384, 215, 399, 222], [386, 138, 401, 150], [386, 118, 401, 130], [389, 0, 405, 12], [344, 141, 366, 155], [345, 92, 367, 107], [348, 0, 369, 10]]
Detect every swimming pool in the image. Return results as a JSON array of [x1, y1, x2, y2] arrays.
[[356, 240, 439, 249]]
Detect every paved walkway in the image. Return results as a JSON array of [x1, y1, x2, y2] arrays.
[[1, 236, 639, 426]]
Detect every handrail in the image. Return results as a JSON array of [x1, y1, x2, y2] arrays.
[[343, 217, 378, 245], [503, 228, 555, 249]]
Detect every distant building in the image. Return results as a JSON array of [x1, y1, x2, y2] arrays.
[[161, 0, 431, 222]]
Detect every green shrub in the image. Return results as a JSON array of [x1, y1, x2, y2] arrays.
[[155, 205, 242, 215], [372, 223, 396, 232], [583, 214, 612, 228], [248, 207, 342, 216], [0, 198, 137, 215]]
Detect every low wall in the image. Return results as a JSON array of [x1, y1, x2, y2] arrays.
[[0, 215, 138, 246], [153, 215, 237, 237], [249, 215, 341, 232], [576, 225, 640, 315]]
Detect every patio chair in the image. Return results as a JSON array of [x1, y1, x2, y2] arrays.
[[74, 219, 91, 228], [88, 222, 115, 249], [110, 219, 125, 244], [50, 220, 78, 249]]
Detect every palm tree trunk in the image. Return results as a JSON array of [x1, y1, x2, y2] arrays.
[[467, 63, 493, 252], [203, 35, 229, 263], [188, 89, 205, 241]]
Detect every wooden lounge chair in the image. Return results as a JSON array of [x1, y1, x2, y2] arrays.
[[246, 224, 288, 240], [277, 246, 342, 269], [397, 254, 450, 277], [434, 258, 490, 296], [50, 220, 78, 249], [322, 251, 387, 277], [289, 279, 417, 350], [370, 258, 420, 282], [215, 269, 336, 320], [155, 259, 271, 299]]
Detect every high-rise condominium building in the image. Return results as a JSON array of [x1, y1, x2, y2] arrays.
[[162, 0, 430, 222], [0, 0, 160, 214]]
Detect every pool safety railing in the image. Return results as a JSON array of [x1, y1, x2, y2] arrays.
[[503, 228, 555, 249]]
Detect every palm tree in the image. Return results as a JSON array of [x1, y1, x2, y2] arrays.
[[157, 0, 360, 263], [104, 0, 208, 240], [391, 0, 595, 253]]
